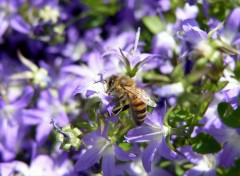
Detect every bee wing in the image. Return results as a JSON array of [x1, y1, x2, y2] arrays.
[[124, 86, 157, 107]]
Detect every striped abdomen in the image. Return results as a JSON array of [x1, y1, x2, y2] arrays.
[[129, 95, 147, 125]]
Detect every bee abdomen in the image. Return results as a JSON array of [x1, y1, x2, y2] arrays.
[[131, 98, 147, 125]]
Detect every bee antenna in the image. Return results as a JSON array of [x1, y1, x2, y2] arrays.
[[94, 79, 107, 84]]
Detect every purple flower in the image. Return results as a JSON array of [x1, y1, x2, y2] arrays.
[[176, 3, 199, 21], [0, 0, 30, 38], [0, 155, 72, 176], [102, 28, 161, 78], [125, 106, 184, 173], [151, 29, 176, 74], [181, 146, 217, 176], [0, 86, 34, 161], [153, 82, 184, 97], [181, 22, 207, 45], [221, 8, 240, 45], [206, 126, 240, 168], [62, 50, 119, 87], [74, 132, 136, 175], [220, 69, 240, 109], [9, 51, 51, 88], [200, 93, 240, 167]]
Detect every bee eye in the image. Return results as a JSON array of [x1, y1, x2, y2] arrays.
[[107, 78, 114, 88], [110, 79, 114, 85]]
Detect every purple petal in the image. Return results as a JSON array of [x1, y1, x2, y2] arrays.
[[188, 0, 197, 5], [0, 18, 9, 37], [13, 86, 34, 108], [232, 33, 240, 45], [180, 146, 201, 164], [145, 105, 166, 127], [184, 168, 202, 176], [87, 51, 104, 72], [205, 169, 216, 176], [142, 141, 159, 173], [219, 143, 239, 167], [150, 168, 172, 176], [86, 90, 97, 97], [74, 147, 103, 172], [58, 83, 75, 102], [0, 143, 16, 161], [36, 123, 52, 144], [61, 65, 92, 77], [114, 145, 136, 161], [126, 126, 162, 143], [182, 19, 199, 28], [138, 54, 162, 68], [226, 8, 240, 34], [4, 123, 19, 151], [82, 133, 101, 146], [176, 4, 199, 20], [21, 109, 47, 125], [206, 128, 228, 143], [182, 24, 207, 44], [102, 147, 115, 176], [10, 14, 30, 34], [159, 137, 184, 160]]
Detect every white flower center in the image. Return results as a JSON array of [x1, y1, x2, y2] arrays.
[[197, 154, 216, 171], [39, 6, 60, 23]]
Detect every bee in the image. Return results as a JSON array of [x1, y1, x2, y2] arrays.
[[106, 75, 157, 125]]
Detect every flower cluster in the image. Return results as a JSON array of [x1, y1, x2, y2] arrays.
[[1, 1, 240, 175]]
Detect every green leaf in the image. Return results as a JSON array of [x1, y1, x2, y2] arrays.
[[202, 80, 228, 92], [167, 106, 201, 127], [76, 120, 93, 130], [119, 48, 131, 74], [81, 0, 120, 15], [84, 97, 102, 121], [197, 96, 213, 116], [142, 71, 171, 83], [218, 102, 240, 128], [170, 64, 184, 82], [191, 133, 221, 154], [234, 61, 240, 80], [142, 16, 165, 34], [185, 69, 210, 84]]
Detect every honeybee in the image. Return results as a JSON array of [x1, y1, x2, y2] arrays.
[[106, 75, 157, 125]]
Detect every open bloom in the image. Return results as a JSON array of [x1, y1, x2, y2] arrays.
[[9, 51, 51, 88], [0, 86, 34, 161], [207, 126, 240, 168], [74, 132, 135, 176], [102, 28, 161, 78], [125, 106, 183, 173], [0, 0, 30, 39], [181, 146, 217, 176], [201, 93, 240, 167]]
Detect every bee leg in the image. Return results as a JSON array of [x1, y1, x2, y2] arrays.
[[112, 104, 130, 116]]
